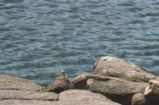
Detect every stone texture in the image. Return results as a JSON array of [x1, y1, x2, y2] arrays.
[[47, 76, 73, 93], [131, 93, 146, 105], [1, 56, 158, 105], [93, 56, 156, 82], [0, 100, 119, 105], [0, 75, 59, 105], [87, 78, 147, 95], [72, 56, 157, 105], [0, 75, 41, 91], [59, 89, 121, 105], [72, 73, 148, 105], [0, 100, 56, 105], [0, 90, 121, 105], [72, 74, 88, 89], [0, 90, 58, 101], [73, 73, 114, 89], [86, 77, 147, 105]]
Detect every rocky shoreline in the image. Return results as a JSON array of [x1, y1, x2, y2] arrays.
[[0, 56, 159, 105]]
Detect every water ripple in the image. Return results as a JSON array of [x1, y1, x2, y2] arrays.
[[0, 0, 159, 85]]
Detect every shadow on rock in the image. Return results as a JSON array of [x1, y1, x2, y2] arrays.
[[72, 56, 158, 105]]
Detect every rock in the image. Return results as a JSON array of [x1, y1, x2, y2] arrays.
[[0, 100, 119, 105], [144, 79, 159, 95], [87, 77, 147, 95], [86, 77, 147, 105], [72, 56, 156, 105], [59, 89, 121, 105], [72, 74, 88, 89], [0, 90, 121, 105], [131, 79, 159, 105], [0, 90, 58, 101], [72, 73, 148, 105], [131, 93, 146, 105], [0, 75, 59, 105], [0, 100, 56, 105], [72, 73, 113, 89], [1, 56, 157, 105], [47, 76, 73, 93], [143, 79, 159, 105], [93, 56, 156, 82], [0, 75, 41, 91]]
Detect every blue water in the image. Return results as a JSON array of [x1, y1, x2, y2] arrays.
[[0, 0, 159, 86]]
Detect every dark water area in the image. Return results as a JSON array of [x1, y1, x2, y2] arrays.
[[0, 0, 159, 86]]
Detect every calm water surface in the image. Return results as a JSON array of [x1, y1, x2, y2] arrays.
[[0, 0, 159, 85]]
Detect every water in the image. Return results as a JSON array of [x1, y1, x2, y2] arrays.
[[0, 0, 159, 86]]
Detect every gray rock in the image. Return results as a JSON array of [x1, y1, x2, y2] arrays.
[[93, 56, 156, 82], [0, 75, 41, 91], [47, 76, 73, 93], [73, 73, 117, 89], [1, 56, 157, 105], [0, 100, 56, 105], [59, 89, 121, 105], [0, 100, 119, 105], [87, 77, 147, 95], [72, 56, 156, 105], [131, 93, 146, 105], [86, 77, 147, 105], [72, 74, 88, 89], [0, 90, 58, 101], [0, 90, 121, 105]]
